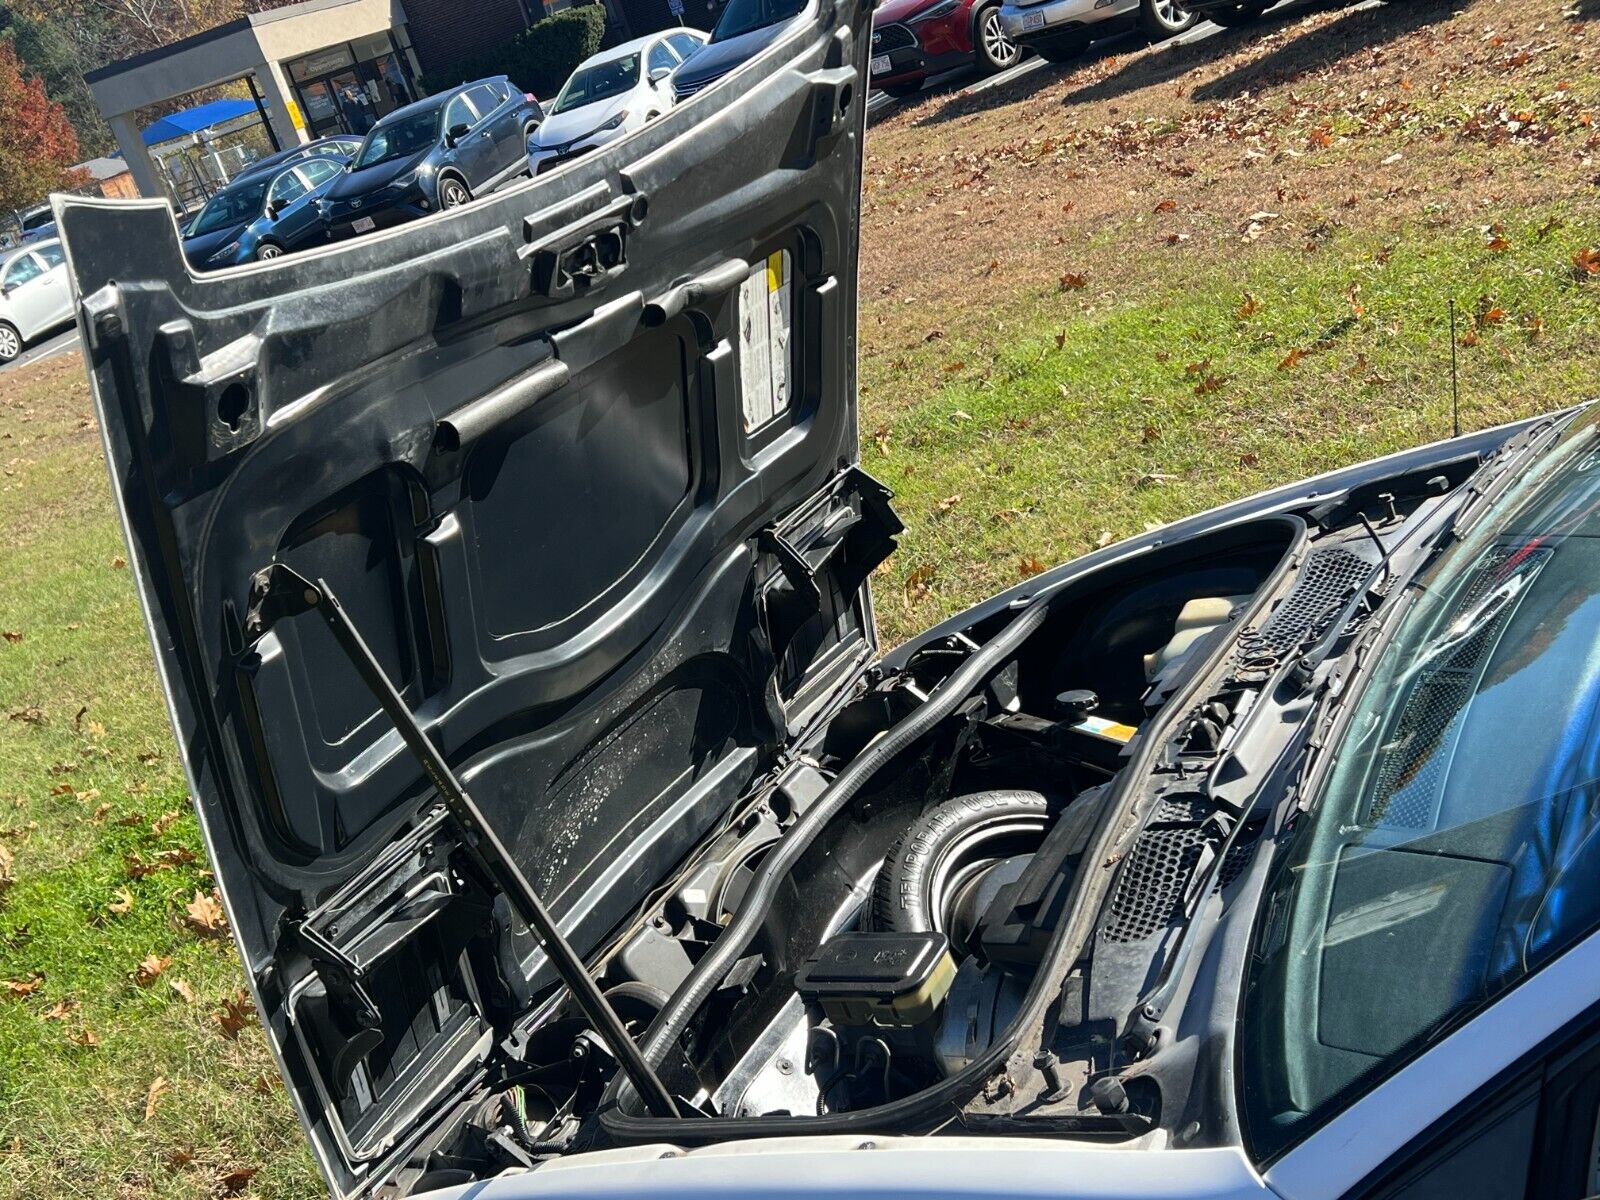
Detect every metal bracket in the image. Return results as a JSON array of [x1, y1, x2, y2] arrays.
[[524, 194, 648, 300]]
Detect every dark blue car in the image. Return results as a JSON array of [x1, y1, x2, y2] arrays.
[[318, 78, 543, 240], [182, 152, 352, 269], [672, 0, 808, 99]]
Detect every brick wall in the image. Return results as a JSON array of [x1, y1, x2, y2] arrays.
[[404, 0, 539, 77]]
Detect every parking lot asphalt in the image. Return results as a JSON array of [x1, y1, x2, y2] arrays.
[[0, 325, 81, 375]]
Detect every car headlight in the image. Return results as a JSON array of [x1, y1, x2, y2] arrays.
[[596, 110, 630, 133], [209, 240, 241, 263], [909, 0, 960, 18]]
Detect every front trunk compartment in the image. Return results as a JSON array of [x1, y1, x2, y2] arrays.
[[330, 513, 1315, 1192]]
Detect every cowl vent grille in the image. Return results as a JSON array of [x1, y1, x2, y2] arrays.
[[1238, 544, 1376, 661]]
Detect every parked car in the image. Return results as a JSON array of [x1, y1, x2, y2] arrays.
[[18, 205, 57, 245], [238, 134, 364, 179], [671, 0, 808, 99], [527, 29, 707, 175], [999, 0, 1194, 62], [319, 79, 543, 239], [57, 4, 1600, 1199], [0, 239, 71, 362], [1178, 0, 1271, 26], [870, 0, 1021, 98], [182, 153, 353, 268]]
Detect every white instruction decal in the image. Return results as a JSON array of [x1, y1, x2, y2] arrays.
[[737, 250, 792, 433]]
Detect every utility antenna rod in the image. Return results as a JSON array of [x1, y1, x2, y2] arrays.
[[1449, 298, 1461, 438]]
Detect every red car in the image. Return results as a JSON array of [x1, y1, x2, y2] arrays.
[[869, 0, 1022, 98]]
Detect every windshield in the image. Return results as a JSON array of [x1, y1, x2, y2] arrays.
[[1239, 410, 1600, 1162], [21, 209, 52, 232], [354, 108, 440, 169], [711, 0, 806, 41], [551, 55, 640, 114], [187, 179, 270, 237]]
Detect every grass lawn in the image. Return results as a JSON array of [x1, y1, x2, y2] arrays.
[[2, 0, 1598, 1193]]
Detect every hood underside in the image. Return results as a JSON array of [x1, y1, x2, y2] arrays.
[[57, 1, 879, 1192]]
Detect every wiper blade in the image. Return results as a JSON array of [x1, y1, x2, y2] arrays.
[[1442, 416, 1565, 542]]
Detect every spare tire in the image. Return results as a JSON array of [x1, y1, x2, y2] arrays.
[[868, 790, 1051, 949]]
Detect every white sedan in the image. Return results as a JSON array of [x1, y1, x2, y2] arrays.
[[0, 239, 73, 363], [526, 28, 707, 176]]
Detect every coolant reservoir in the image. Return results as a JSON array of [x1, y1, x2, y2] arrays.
[[1143, 596, 1250, 681]]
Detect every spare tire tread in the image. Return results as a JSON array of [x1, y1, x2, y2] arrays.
[[869, 789, 1052, 935]]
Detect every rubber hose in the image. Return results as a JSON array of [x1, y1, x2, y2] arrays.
[[604, 597, 1053, 1121]]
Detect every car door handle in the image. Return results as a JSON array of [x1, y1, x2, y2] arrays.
[[480, 130, 493, 138]]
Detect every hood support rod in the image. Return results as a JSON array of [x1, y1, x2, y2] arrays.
[[242, 562, 682, 1120]]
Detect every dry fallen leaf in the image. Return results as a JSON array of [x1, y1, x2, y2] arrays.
[[1018, 555, 1047, 578], [183, 889, 227, 938], [1094, 531, 1115, 550], [1486, 235, 1512, 252], [1459, 328, 1481, 347], [169, 978, 196, 1004], [1346, 283, 1366, 318], [1, 631, 21, 644], [41, 998, 78, 1021], [1240, 452, 1261, 468], [108, 888, 134, 916], [1236, 293, 1260, 319], [134, 954, 172, 987], [144, 1076, 170, 1121], [1058, 272, 1088, 291], [1573, 247, 1600, 277], [1153, 199, 1177, 214], [1278, 348, 1306, 371], [935, 494, 962, 514], [111, 556, 126, 570], [68, 1026, 99, 1047], [215, 991, 258, 1041], [3, 973, 43, 999], [1193, 375, 1225, 397], [218, 1166, 259, 1196]]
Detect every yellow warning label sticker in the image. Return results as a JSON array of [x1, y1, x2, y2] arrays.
[[1074, 716, 1138, 744]]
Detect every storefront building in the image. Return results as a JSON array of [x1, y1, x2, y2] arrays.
[[281, 31, 423, 137], [84, 0, 434, 201]]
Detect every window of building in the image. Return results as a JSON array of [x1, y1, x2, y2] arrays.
[[285, 32, 424, 140]]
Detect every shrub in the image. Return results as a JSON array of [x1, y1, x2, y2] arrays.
[[423, 5, 610, 100]]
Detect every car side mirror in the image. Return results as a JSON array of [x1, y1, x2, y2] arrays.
[[0, 284, 13, 298], [266, 200, 285, 219], [649, 66, 673, 84], [446, 122, 471, 146]]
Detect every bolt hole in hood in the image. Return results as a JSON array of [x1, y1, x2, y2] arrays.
[[58, 1, 880, 1192]]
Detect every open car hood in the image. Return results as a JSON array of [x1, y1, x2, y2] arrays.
[[56, 0, 886, 1191]]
